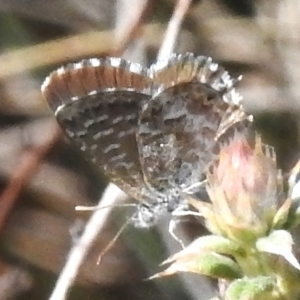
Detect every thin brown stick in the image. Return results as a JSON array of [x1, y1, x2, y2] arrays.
[[113, 0, 151, 56], [0, 31, 113, 78], [157, 0, 192, 61], [0, 23, 164, 79], [0, 126, 61, 233]]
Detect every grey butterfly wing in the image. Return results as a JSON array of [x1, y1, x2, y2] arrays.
[[137, 54, 251, 194], [42, 57, 152, 200]]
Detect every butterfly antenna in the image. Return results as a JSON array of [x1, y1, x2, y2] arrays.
[[96, 212, 138, 264]]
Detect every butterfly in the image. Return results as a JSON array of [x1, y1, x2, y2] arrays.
[[42, 53, 252, 228]]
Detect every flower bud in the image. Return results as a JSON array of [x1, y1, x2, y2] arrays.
[[206, 134, 284, 242]]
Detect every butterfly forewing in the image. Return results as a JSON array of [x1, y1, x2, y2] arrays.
[[137, 54, 251, 196], [42, 58, 153, 200]]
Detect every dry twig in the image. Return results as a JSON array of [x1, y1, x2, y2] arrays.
[[0, 125, 61, 233], [49, 185, 127, 300], [157, 0, 192, 60]]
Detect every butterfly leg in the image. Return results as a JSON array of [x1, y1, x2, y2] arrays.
[[168, 217, 185, 249]]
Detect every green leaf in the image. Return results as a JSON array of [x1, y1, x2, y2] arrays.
[[256, 230, 300, 270], [149, 252, 242, 280], [196, 253, 243, 279], [163, 235, 245, 265], [225, 276, 277, 300]]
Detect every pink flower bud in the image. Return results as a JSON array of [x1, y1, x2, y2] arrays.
[[207, 134, 283, 241]]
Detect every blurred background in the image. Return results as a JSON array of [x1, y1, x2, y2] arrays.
[[0, 0, 299, 299]]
